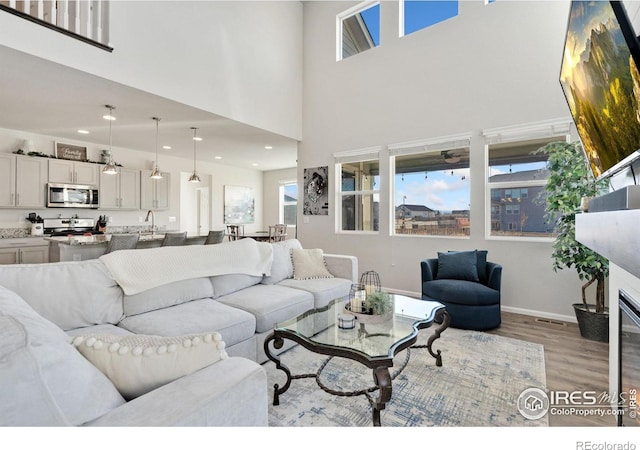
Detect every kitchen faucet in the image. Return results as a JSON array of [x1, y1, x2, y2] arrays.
[[145, 210, 155, 233]]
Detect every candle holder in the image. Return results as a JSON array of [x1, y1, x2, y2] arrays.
[[359, 271, 381, 298], [348, 283, 367, 313]]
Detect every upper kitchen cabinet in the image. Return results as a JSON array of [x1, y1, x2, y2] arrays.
[[49, 159, 99, 186], [140, 170, 170, 210], [99, 167, 140, 210], [0, 154, 48, 208]]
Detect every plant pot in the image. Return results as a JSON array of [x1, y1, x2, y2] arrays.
[[572, 303, 609, 343]]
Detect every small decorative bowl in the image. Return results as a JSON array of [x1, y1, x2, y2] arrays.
[[338, 313, 356, 329]]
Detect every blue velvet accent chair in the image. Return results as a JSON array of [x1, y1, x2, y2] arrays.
[[420, 250, 502, 330]]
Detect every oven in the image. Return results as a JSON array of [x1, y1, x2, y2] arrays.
[[47, 183, 99, 209]]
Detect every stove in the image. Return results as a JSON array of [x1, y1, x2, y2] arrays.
[[43, 218, 104, 236]]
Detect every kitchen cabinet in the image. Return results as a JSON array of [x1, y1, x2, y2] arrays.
[[0, 238, 49, 264], [99, 167, 140, 210], [0, 154, 48, 208], [49, 159, 99, 185], [140, 170, 170, 210]]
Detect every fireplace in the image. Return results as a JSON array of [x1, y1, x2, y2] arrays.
[[618, 289, 640, 426]]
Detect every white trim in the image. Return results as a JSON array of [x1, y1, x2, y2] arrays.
[[333, 145, 381, 164], [501, 306, 577, 324], [482, 118, 572, 145], [388, 132, 472, 156]]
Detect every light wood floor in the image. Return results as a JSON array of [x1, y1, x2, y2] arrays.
[[487, 311, 614, 426]]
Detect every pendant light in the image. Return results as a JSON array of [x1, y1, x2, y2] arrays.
[[188, 127, 201, 183], [102, 105, 118, 175], [150, 117, 163, 179]]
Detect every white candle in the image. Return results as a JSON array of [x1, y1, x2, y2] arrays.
[[365, 284, 375, 296]]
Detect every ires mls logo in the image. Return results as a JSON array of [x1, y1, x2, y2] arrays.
[[517, 387, 636, 420], [517, 387, 549, 420]]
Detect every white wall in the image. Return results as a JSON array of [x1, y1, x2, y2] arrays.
[[0, 1, 303, 141], [0, 127, 263, 233], [298, 0, 586, 319]]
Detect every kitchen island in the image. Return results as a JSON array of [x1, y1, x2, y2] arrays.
[[47, 233, 207, 262]]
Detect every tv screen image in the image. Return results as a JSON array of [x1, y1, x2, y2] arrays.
[[560, 0, 640, 180]]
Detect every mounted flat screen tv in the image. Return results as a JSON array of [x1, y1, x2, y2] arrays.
[[560, 0, 640, 180]]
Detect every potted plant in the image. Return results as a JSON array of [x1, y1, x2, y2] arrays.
[[536, 141, 610, 342]]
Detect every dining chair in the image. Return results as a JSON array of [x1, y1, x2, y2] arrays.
[[226, 225, 244, 241], [268, 224, 287, 243], [104, 234, 139, 254], [161, 231, 187, 247], [205, 230, 225, 245]]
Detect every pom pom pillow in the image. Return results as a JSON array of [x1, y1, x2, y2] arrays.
[[72, 332, 228, 400], [291, 248, 334, 280]]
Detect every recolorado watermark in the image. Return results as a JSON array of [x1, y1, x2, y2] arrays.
[[576, 443, 636, 450], [517, 387, 638, 420]]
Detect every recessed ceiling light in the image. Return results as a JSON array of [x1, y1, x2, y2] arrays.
[[252, 163, 259, 167], [77, 129, 90, 134], [193, 137, 203, 142], [215, 156, 222, 160], [265, 145, 273, 150], [102, 114, 116, 121], [162, 145, 172, 150]]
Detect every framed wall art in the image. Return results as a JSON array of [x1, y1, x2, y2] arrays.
[[303, 166, 328, 215], [224, 185, 255, 224], [55, 142, 87, 161]]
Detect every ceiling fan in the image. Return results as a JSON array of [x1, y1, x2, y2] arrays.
[[441, 150, 461, 164]]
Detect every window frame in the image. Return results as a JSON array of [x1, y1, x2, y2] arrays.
[[336, 1, 380, 62], [483, 118, 573, 242], [334, 146, 381, 235], [279, 180, 298, 227], [389, 133, 472, 239]]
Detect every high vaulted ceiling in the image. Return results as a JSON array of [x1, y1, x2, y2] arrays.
[[0, 46, 299, 171]]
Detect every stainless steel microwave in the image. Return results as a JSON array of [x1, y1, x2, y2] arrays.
[[47, 183, 99, 209]]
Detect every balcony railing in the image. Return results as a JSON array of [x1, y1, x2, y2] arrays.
[[0, 0, 111, 51]]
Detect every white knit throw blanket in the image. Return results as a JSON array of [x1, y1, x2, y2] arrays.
[[99, 238, 273, 295]]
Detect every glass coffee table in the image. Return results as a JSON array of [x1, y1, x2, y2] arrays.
[[263, 294, 449, 426]]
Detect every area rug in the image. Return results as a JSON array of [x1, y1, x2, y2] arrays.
[[264, 327, 547, 427]]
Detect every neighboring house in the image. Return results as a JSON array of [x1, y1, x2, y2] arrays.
[[489, 170, 553, 234], [396, 204, 437, 220]]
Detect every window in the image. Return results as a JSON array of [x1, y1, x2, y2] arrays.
[[390, 135, 471, 237], [486, 132, 568, 238], [400, 1, 458, 37], [338, 2, 380, 61], [279, 182, 298, 226], [335, 149, 380, 232]]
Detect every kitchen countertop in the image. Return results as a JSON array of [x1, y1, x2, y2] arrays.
[[46, 233, 201, 246]]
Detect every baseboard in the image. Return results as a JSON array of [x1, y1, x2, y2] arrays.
[[497, 306, 577, 324], [383, 287, 578, 324]]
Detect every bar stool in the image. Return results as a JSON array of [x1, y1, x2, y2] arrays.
[[205, 230, 225, 245], [161, 232, 187, 247], [104, 234, 139, 254]]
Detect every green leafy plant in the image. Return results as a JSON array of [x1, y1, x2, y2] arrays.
[[535, 141, 609, 313], [366, 291, 392, 315]]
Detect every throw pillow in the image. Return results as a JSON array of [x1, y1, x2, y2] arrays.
[[446, 249, 488, 283], [436, 250, 479, 282], [291, 248, 334, 280], [72, 332, 229, 400]]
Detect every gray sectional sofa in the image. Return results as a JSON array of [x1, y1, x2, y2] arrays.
[[0, 238, 357, 426]]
